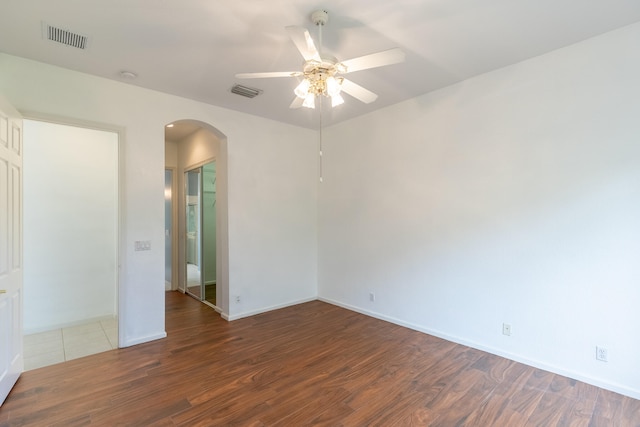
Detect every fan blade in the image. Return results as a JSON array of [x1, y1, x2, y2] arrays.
[[340, 79, 378, 104], [289, 97, 304, 109], [339, 48, 405, 73], [285, 26, 321, 62], [236, 71, 302, 79]]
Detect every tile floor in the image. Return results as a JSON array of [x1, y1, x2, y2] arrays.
[[23, 319, 118, 371]]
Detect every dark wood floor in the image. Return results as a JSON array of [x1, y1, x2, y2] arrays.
[[1, 292, 639, 426]]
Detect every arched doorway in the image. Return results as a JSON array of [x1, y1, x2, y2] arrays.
[[165, 120, 228, 316]]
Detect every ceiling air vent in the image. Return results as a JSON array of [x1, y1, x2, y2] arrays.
[[231, 84, 262, 99], [42, 22, 90, 50]]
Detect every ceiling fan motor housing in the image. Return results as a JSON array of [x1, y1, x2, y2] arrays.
[[302, 56, 344, 96]]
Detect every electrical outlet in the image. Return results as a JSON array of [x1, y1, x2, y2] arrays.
[[502, 323, 511, 336], [596, 346, 608, 362], [134, 240, 151, 251], [369, 292, 375, 302], [235, 295, 241, 303]]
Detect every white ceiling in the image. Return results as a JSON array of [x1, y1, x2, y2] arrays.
[[2, 0, 640, 129]]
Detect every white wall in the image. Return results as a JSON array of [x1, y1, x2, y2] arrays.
[[0, 52, 318, 346], [227, 122, 319, 319], [318, 22, 640, 399], [165, 139, 178, 169], [178, 127, 219, 170], [23, 120, 118, 333]]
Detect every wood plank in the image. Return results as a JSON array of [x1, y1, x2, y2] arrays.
[[0, 291, 637, 426]]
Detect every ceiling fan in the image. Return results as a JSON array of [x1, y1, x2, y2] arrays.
[[235, 9, 405, 109]]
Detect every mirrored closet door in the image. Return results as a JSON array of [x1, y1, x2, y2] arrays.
[[184, 161, 217, 307]]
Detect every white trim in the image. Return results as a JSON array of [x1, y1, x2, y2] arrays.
[[165, 167, 179, 292], [120, 332, 167, 348], [185, 156, 216, 173], [318, 297, 640, 400], [226, 297, 317, 321], [202, 299, 222, 313]]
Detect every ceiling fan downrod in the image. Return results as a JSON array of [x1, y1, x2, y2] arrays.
[[311, 9, 328, 54]]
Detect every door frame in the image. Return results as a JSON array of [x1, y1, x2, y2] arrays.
[[165, 167, 179, 291]]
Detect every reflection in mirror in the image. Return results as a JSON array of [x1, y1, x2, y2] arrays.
[[202, 161, 217, 306], [165, 169, 173, 290], [185, 168, 202, 298]]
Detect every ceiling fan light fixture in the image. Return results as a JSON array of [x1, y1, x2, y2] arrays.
[[331, 93, 344, 107], [326, 76, 342, 96], [294, 79, 311, 99], [303, 92, 316, 109], [237, 9, 404, 114]]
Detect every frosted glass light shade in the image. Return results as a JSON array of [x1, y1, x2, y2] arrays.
[[331, 93, 344, 107], [326, 76, 341, 96], [294, 79, 311, 99], [302, 93, 316, 108]]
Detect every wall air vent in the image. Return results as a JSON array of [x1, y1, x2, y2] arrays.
[[42, 22, 90, 50], [231, 84, 262, 98]]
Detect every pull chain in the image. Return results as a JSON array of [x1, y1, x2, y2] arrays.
[[318, 19, 324, 183], [319, 95, 323, 182]]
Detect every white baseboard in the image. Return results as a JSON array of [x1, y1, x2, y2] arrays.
[[318, 296, 640, 400], [119, 331, 167, 348], [225, 296, 317, 321]]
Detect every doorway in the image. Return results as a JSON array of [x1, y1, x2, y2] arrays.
[[165, 119, 228, 316], [22, 119, 119, 368]]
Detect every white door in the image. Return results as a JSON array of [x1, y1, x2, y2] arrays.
[[0, 95, 23, 406]]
